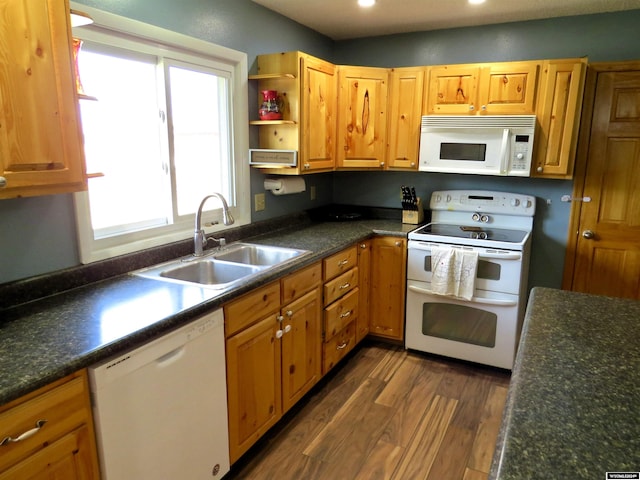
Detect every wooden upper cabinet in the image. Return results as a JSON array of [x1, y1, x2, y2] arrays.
[[387, 67, 425, 170], [0, 0, 87, 199], [425, 61, 539, 115], [251, 51, 336, 175], [533, 58, 587, 179], [336, 66, 389, 169]]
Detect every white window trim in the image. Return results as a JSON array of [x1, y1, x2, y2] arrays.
[[71, 2, 250, 264]]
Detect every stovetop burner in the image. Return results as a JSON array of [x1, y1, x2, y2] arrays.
[[412, 223, 529, 244]]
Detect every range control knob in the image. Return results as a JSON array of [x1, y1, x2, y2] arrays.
[[510, 198, 520, 207]]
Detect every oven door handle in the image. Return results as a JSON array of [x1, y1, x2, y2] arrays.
[[407, 285, 518, 306], [409, 243, 522, 261]]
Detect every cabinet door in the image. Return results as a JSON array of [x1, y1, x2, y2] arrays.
[[226, 315, 281, 463], [387, 68, 424, 170], [370, 237, 407, 341], [301, 55, 336, 172], [0, 0, 86, 199], [356, 240, 371, 342], [478, 61, 539, 114], [533, 58, 587, 178], [280, 288, 322, 412], [425, 64, 480, 114], [336, 66, 388, 169]]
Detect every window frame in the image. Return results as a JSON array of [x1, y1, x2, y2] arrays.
[[71, 3, 250, 264]]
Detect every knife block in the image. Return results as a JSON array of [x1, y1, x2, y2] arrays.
[[402, 197, 424, 225]]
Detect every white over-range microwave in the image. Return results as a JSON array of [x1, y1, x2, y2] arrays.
[[418, 115, 536, 176]]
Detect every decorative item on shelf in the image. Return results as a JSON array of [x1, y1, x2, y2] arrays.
[[259, 90, 283, 120]]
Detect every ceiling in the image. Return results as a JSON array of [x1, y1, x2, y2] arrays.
[[251, 0, 640, 40]]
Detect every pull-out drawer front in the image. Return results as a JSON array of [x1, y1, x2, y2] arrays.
[[322, 322, 356, 374], [323, 267, 359, 306], [324, 288, 359, 342], [281, 262, 321, 304], [0, 373, 89, 472], [323, 245, 358, 281], [224, 281, 281, 337]]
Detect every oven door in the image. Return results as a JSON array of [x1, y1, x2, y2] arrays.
[[407, 241, 523, 295], [405, 279, 521, 369]]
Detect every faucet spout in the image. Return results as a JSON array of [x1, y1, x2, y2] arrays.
[[194, 193, 234, 256]]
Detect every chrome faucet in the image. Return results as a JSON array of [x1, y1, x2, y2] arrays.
[[194, 193, 234, 256]]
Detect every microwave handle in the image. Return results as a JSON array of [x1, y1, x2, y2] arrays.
[[499, 128, 510, 175], [407, 285, 518, 306], [409, 242, 522, 260]]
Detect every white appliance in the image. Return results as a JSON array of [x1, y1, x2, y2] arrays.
[[405, 190, 536, 369], [88, 309, 230, 479], [418, 115, 536, 176]]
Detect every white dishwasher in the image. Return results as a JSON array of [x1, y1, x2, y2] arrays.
[[88, 309, 230, 479]]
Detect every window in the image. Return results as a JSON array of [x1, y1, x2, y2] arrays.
[[72, 5, 249, 263]]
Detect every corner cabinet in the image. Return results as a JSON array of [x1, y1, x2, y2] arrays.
[[0, 0, 87, 199], [0, 371, 100, 479], [532, 58, 587, 179], [250, 51, 336, 174], [336, 66, 389, 169], [425, 60, 539, 115], [369, 237, 407, 341]]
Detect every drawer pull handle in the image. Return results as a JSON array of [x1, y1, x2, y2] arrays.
[[1, 419, 47, 446], [340, 310, 352, 319], [339, 282, 351, 290], [336, 339, 351, 350], [338, 259, 349, 267]]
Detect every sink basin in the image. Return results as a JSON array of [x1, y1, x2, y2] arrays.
[[132, 242, 309, 289], [213, 243, 308, 266], [160, 259, 262, 286]]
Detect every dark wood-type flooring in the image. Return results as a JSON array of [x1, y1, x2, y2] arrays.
[[226, 341, 511, 480]]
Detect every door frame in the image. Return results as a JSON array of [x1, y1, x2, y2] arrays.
[[562, 61, 640, 290]]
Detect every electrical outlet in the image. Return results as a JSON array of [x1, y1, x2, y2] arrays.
[[254, 193, 265, 212], [310, 185, 316, 201]]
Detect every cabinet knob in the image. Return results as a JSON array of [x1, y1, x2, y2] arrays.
[[380, 162, 385, 167], [304, 163, 310, 169], [360, 243, 366, 249], [537, 166, 544, 173], [277, 315, 284, 323], [276, 329, 283, 339], [286, 310, 293, 317], [410, 162, 416, 167], [283, 324, 292, 334], [395, 241, 402, 247], [0, 177, 6, 188], [481, 105, 487, 111], [469, 105, 475, 111]]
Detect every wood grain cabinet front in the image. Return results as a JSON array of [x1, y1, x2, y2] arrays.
[[0, 371, 99, 479], [0, 0, 87, 199]]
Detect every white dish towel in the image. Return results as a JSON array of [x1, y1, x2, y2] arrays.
[[430, 246, 479, 300]]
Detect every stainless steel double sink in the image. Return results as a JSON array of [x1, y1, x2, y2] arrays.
[[133, 243, 309, 289]]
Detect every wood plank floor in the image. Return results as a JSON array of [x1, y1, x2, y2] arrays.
[[226, 341, 510, 480]]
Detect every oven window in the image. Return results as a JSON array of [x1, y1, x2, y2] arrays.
[[440, 143, 487, 162], [426, 256, 501, 281], [422, 303, 497, 347]]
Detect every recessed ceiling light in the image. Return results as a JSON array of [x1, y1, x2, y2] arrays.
[[468, 0, 486, 4], [358, 0, 376, 7]]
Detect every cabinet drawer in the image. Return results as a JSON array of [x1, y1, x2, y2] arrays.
[[324, 288, 358, 342], [0, 372, 90, 472], [323, 246, 358, 281], [281, 262, 322, 304], [324, 267, 358, 306], [224, 281, 281, 337], [322, 322, 356, 374]]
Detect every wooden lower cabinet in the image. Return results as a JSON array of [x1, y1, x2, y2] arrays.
[[356, 240, 372, 342], [225, 264, 322, 464], [369, 236, 407, 341], [0, 371, 99, 480]]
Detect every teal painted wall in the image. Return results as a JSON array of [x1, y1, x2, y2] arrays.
[[1, 2, 639, 287]]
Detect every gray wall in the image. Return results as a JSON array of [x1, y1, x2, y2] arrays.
[[2, 2, 640, 287]]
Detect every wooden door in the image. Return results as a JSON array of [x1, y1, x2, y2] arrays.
[[425, 64, 480, 115], [280, 288, 322, 413], [387, 67, 424, 170], [369, 237, 407, 340], [225, 315, 281, 463], [301, 54, 336, 172], [336, 66, 388, 169], [563, 63, 640, 299], [356, 240, 371, 342]]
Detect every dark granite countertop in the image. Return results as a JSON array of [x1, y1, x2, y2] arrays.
[[490, 287, 640, 479], [0, 218, 413, 406]]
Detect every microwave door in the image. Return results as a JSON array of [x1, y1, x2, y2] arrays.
[[420, 129, 502, 174]]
